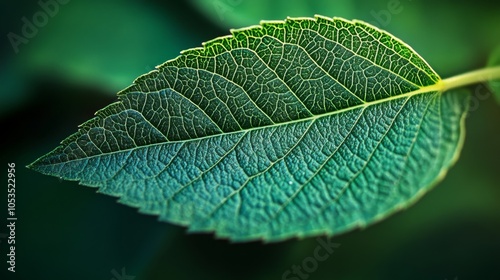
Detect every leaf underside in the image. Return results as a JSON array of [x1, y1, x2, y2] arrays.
[[29, 15, 469, 242]]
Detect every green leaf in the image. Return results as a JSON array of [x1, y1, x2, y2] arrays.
[[29, 16, 471, 242]]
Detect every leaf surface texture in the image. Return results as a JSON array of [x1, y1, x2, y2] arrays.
[[30, 16, 469, 241]]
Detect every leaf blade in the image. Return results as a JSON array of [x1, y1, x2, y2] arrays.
[[29, 16, 469, 241]]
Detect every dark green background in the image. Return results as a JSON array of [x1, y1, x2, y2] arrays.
[[1, 0, 499, 279]]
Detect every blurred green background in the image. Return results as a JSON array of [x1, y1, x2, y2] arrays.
[[1, 0, 499, 279]]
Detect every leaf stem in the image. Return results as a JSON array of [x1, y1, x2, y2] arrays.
[[441, 66, 500, 92]]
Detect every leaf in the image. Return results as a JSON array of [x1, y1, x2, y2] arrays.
[[29, 16, 470, 242]]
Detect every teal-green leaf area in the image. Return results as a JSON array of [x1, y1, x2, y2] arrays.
[[29, 16, 469, 241]]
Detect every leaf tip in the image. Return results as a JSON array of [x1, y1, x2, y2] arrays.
[[26, 156, 46, 174]]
